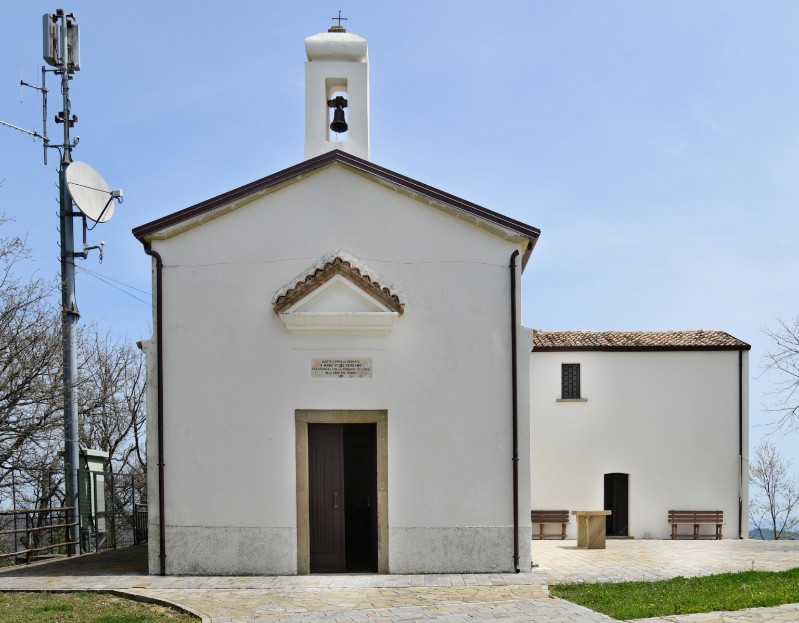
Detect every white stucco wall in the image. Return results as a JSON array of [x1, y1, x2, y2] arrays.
[[144, 163, 532, 574], [530, 349, 748, 540]]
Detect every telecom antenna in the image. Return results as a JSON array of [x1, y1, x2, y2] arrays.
[[0, 65, 49, 164], [0, 10, 123, 557]]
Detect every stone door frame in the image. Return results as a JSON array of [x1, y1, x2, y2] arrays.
[[295, 409, 388, 574]]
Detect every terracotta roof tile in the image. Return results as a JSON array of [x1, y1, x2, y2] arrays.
[[273, 250, 405, 314], [532, 329, 750, 351]]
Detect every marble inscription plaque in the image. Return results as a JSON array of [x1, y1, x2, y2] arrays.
[[311, 358, 372, 378]]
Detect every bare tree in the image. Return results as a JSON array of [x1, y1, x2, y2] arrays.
[[77, 328, 146, 474], [763, 316, 799, 434], [0, 221, 63, 497], [749, 439, 799, 539], [74, 328, 147, 546], [0, 216, 147, 554]]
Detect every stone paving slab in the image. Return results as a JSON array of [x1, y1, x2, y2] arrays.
[[0, 541, 797, 623], [530, 539, 799, 585], [119, 586, 614, 623], [628, 602, 799, 623]]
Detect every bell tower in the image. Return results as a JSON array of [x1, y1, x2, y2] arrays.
[[304, 20, 369, 161]]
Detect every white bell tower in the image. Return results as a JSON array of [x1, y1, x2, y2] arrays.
[[304, 22, 369, 161]]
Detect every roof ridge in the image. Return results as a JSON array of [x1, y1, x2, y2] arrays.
[[132, 150, 541, 246], [532, 328, 750, 351]]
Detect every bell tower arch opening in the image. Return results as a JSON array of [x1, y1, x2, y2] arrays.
[[304, 23, 369, 160], [326, 79, 349, 142]]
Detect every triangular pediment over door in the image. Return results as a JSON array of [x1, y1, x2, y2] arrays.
[[273, 249, 405, 336]]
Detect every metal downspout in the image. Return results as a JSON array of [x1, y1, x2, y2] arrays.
[[738, 349, 743, 539], [509, 250, 520, 572], [143, 242, 166, 575]]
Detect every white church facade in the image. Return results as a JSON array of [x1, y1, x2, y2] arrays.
[[134, 25, 749, 576]]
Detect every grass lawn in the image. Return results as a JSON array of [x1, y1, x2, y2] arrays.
[[0, 591, 198, 623], [550, 567, 799, 621]]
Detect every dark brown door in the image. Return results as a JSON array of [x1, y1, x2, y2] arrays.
[[604, 473, 629, 536], [343, 424, 378, 571], [309, 424, 345, 572]]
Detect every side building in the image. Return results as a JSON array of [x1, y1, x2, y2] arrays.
[[530, 330, 750, 540]]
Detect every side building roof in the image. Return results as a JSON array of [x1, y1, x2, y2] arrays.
[[532, 329, 751, 352]]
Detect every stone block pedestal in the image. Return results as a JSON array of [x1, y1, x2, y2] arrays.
[[572, 510, 612, 549]]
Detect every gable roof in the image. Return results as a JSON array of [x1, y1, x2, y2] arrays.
[[532, 329, 751, 352], [132, 150, 540, 266], [273, 249, 405, 314]]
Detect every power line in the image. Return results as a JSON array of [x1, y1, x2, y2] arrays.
[[77, 265, 150, 294], [163, 256, 508, 269], [75, 265, 150, 305]]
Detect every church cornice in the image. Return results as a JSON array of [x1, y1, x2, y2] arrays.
[[132, 150, 540, 266]]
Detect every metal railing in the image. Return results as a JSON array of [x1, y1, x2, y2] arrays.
[[134, 504, 148, 545], [0, 467, 146, 565], [0, 507, 79, 563]]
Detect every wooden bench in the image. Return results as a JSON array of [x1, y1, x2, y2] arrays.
[[668, 510, 724, 540], [531, 510, 569, 540]]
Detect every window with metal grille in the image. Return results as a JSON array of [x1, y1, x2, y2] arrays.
[[561, 363, 581, 399]]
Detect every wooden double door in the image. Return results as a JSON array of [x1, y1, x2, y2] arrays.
[[308, 423, 378, 573]]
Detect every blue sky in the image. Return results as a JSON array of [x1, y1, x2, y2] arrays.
[[1, 2, 797, 474]]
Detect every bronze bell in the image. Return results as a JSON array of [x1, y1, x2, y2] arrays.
[[330, 106, 348, 134]]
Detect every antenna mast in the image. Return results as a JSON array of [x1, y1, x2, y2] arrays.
[[1, 10, 122, 557], [53, 8, 82, 558]]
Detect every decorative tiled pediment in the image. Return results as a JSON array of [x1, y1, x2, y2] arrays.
[[273, 250, 405, 335]]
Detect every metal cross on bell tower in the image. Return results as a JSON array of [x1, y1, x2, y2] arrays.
[[329, 11, 348, 32]]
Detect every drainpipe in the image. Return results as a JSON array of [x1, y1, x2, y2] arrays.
[[509, 250, 520, 573], [738, 349, 743, 539], [143, 242, 166, 575]]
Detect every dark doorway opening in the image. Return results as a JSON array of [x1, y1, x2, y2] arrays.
[[343, 424, 378, 572], [308, 423, 377, 573], [604, 473, 629, 537]]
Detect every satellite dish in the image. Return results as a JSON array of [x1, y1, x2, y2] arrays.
[[65, 161, 115, 223]]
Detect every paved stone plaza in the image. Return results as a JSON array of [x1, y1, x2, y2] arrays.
[[0, 540, 796, 623]]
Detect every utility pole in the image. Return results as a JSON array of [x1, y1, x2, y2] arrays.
[[52, 8, 81, 557]]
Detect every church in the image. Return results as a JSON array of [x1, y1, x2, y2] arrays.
[[133, 24, 748, 576]]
